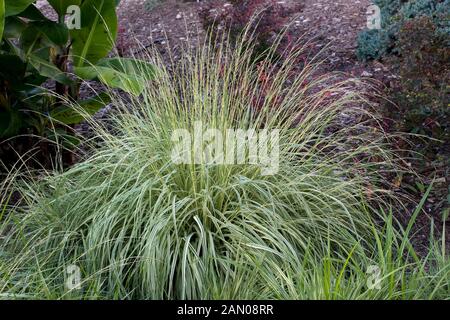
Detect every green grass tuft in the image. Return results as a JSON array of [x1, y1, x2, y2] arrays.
[[0, 31, 448, 300]]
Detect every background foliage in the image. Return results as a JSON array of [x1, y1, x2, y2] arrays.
[[357, 0, 449, 163], [0, 0, 152, 155]]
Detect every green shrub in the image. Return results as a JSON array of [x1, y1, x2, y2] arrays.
[[400, 0, 439, 19], [357, 0, 449, 162], [374, 0, 403, 15], [399, 0, 450, 41], [356, 29, 390, 61], [389, 16, 449, 155], [357, 0, 450, 61], [434, 0, 450, 44], [374, 0, 403, 25]]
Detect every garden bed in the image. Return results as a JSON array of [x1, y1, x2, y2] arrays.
[[0, 0, 448, 300]]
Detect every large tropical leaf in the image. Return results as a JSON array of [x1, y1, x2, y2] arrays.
[[18, 4, 49, 21], [70, 0, 118, 67], [75, 65, 143, 96], [19, 24, 46, 54], [99, 57, 156, 74], [32, 21, 69, 46], [3, 17, 27, 39], [74, 58, 156, 96], [20, 21, 68, 54], [0, 0, 4, 40], [49, 93, 110, 124], [45, 127, 81, 147], [0, 109, 22, 138], [0, 54, 27, 84], [47, 0, 81, 16], [28, 54, 73, 85], [4, 0, 35, 17]]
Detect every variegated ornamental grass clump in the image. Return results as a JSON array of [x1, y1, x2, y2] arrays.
[[0, 30, 448, 299]]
